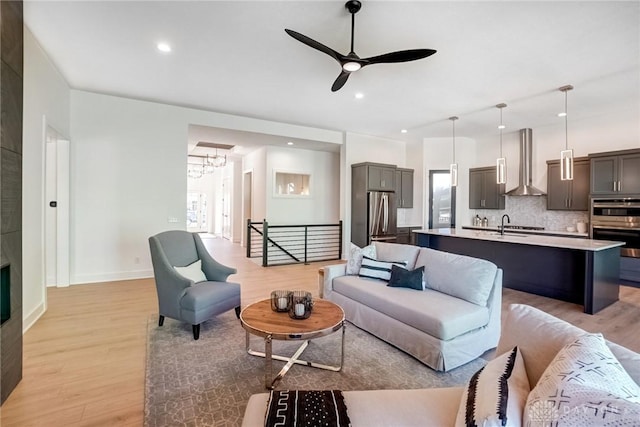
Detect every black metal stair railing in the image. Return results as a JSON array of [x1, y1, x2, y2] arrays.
[[247, 219, 342, 267]]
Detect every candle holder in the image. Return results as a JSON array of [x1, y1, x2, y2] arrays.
[[288, 291, 313, 320], [270, 290, 292, 312]]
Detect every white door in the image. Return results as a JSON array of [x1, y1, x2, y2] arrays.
[[187, 192, 208, 232], [44, 125, 70, 287]]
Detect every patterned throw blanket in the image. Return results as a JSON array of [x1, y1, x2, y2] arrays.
[[265, 390, 351, 427]]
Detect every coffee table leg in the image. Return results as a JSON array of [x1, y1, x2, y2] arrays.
[[265, 335, 272, 389]]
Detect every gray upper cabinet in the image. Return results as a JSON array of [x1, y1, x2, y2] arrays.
[[590, 149, 640, 195], [365, 164, 396, 191], [395, 168, 414, 208], [547, 157, 589, 211], [469, 166, 505, 209]]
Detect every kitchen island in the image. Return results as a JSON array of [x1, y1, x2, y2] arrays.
[[415, 228, 625, 314]]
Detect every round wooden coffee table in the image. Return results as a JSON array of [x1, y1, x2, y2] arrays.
[[240, 298, 345, 389]]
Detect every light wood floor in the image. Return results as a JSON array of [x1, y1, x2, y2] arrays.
[[1, 237, 639, 426]]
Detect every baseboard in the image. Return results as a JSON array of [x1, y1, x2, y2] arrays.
[[23, 302, 46, 333], [71, 269, 153, 285]]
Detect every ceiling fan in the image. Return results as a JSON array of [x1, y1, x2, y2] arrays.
[[285, 0, 436, 92]]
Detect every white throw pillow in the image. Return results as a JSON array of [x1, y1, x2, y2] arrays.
[[174, 259, 207, 284], [346, 244, 376, 275], [358, 256, 407, 282], [455, 346, 530, 427], [524, 333, 640, 426]]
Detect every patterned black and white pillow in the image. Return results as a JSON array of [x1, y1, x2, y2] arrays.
[[346, 243, 377, 275], [524, 333, 640, 426], [455, 346, 530, 427], [358, 256, 407, 281]]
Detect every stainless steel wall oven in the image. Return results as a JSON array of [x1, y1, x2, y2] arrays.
[[590, 198, 640, 258]]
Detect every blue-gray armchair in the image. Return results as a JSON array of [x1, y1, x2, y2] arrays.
[[148, 230, 241, 340]]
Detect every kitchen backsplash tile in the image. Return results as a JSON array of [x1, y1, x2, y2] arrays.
[[471, 196, 589, 230]]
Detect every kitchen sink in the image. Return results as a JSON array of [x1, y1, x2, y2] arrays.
[[489, 232, 528, 238]]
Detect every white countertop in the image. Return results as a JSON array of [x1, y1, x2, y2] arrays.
[[461, 225, 589, 238], [414, 228, 625, 252]]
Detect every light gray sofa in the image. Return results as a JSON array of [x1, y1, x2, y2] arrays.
[[242, 304, 640, 426], [322, 242, 502, 372]]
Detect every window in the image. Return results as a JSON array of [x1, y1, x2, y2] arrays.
[[274, 172, 311, 196]]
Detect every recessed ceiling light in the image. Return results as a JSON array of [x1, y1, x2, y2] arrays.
[[354, 92, 364, 99], [558, 112, 567, 117], [287, 141, 294, 146], [497, 124, 506, 129], [400, 129, 408, 134], [157, 42, 172, 53]]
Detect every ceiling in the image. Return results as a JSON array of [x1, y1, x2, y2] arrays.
[[23, 1, 640, 152]]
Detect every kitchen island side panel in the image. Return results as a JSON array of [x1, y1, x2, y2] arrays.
[[585, 247, 621, 315]]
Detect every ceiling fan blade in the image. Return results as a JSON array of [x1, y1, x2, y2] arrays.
[[331, 71, 351, 92], [285, 29, 344, 63], [363, 49, 437, 65]]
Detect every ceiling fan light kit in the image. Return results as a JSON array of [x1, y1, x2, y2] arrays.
[[285, 0, 436, 92]]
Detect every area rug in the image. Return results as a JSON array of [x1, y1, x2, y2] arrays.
[[144, 311, 486, 427]]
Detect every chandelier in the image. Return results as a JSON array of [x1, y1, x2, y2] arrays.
[[188, 149, 227, 179]]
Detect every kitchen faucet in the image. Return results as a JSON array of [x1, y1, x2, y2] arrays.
[[500, 214, 511, 235]]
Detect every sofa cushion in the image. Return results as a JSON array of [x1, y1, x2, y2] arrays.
[[346, 243, 377, 275], [333, 275, 490, 340], [455, 346, 530, 427], [524, 333, 640, 426], [415, 248, 497, 307], [387, 265, 424, 291], [374, 241, 420, 270], [358, 256, 407, 281]]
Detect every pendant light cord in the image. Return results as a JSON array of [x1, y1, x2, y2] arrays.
[[499, 107, 503, 157], [564, 89, 569, 150], [449, 116, 458, 163]]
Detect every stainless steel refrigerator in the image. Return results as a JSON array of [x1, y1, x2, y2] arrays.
[[352, 190, 398, 247]]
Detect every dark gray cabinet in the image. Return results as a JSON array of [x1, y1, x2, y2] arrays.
[[397, 226, 421, 245], [363, 163, 396, 191], [547, 157, 589, 211], [395, 168, 414, 208], [590, 149, 640, 195], [469, 167, 505, 209]]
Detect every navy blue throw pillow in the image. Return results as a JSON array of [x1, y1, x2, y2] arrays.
[[387, 265, 424, 290]]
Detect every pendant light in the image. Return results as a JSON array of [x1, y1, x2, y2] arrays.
[[449, 116, 459, 187], [496, 103, 507, 184], [559, 85, 574, 180]]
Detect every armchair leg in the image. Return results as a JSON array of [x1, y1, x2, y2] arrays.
[[235, 306, 241, 319], [192, 324, 200, 340], [158, 315, 165, 327]]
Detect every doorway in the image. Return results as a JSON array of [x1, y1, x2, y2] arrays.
[[186, 193, 208, 232], [428, 170, 456, 229], [242, 171, 253, 247], [222, 177, 231, 240]]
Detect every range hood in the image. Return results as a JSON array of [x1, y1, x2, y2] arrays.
[[505, 128, 546, 196]]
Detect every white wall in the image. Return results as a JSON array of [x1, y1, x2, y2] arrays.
[[68, 91, 342, 284], [265, 146, 339, 224], [22, 26, 71, 331]]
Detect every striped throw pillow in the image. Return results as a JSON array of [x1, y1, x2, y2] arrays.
[[455, 346, 530, 427], [358, 256, 407, 281]]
